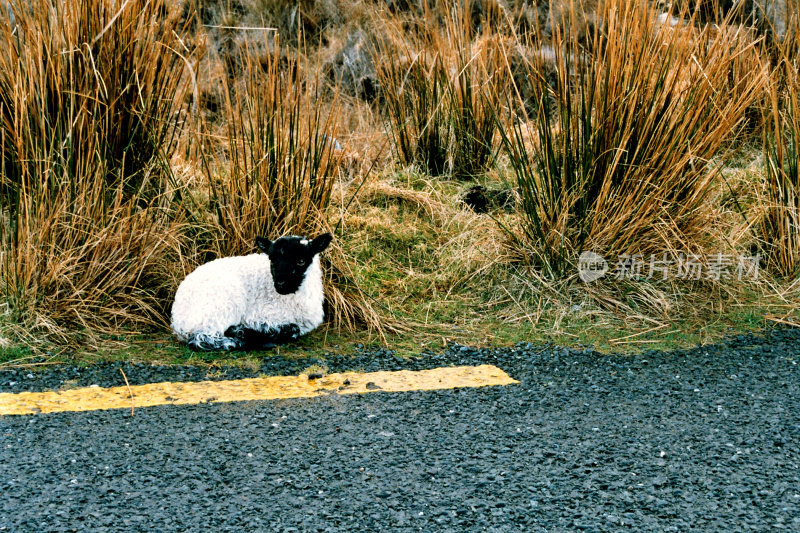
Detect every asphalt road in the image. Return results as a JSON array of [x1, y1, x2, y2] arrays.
[[1, 330, 799, 532]]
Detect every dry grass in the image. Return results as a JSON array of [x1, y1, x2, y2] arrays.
[[194, 34, 338, 255], [760, 9, 800, 276], [2, 0, 800, 355], [187, 33, 387, 334], [498, 0, 768, 277], [373, 0, 509, 178], [0, 0, 193, 343]]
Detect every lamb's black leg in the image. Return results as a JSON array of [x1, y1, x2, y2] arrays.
[[224, 324, 301, 350], [271, 323, 302, 344], [224, 325, 267, 350]]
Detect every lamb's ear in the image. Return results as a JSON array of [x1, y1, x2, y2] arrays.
[[255, 237, 273, 254], [309, 233, 333, 255]]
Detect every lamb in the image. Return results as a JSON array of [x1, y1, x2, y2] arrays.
[[171, 233, 333, 351]]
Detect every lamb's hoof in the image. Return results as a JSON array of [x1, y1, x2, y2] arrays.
[[187, 336, 233, 352], [187, 340, 212, 352], [279, 323, 301, 340]]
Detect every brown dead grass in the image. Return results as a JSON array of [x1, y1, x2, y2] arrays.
[[2, 0, 800, 354]]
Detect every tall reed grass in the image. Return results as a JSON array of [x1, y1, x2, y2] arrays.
[[498, 0, 767, 277], [192, 35, 385, 333], [760, 9, 800, 276], [374, 1, 507, 179], [197, 35, 338, 256], [0, 0, 193, 341]]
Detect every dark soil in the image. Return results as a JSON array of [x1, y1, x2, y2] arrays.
[[1, 329, 799, 531]]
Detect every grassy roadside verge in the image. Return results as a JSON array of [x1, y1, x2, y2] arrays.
[[2, 157, 793, 369], [0, 295, 781, 369], [2, 0, 800, 369]]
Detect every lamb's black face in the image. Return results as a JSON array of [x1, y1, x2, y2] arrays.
[[256, 233, 333, 295]]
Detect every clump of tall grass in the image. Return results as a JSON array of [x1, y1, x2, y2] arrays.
[[760, 10, 800, 276], [193, 34, 386, 332], [374, 1, 508, 179], [0, 0, 193, 342], [374, 8, 449, 177], [497, 0, 767, 278], [198, 35, 338, 255]]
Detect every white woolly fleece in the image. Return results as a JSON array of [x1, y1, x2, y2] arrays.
[[171, 253, 325, 344]]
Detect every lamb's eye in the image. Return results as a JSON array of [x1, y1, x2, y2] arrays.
[[297, 259, 307, 266]]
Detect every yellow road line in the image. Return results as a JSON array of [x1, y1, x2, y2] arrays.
[[0, 365, 518, 415]]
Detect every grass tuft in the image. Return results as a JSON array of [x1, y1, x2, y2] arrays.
[[190, 32, 387, 334], [196, 34, 338, 256], [374, 0, 507, 179], [497, 0, 767, 278], [0, 0, 193, 343], [760, 7, 800, 276]]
